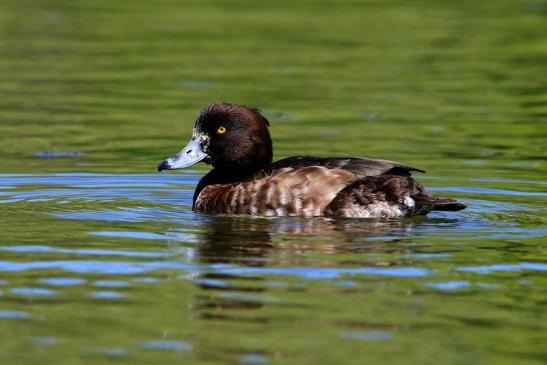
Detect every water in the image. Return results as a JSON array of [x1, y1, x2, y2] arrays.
[[0, 173, 545, 364], [0, 0, 546, 364]]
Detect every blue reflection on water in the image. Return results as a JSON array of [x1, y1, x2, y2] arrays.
[[1, 245, 169, 258], [10, 287, 56, 297], [91, 291, 124, 299], [33, 336, 58, 346], [141, 340, 192, 352], [0, 173, 544, 288], [0, 310, 29, 319], [240, 353, 268, 365], [426, 281, 471, 291], [458, 262, 547, 273], [340, 331, 393, 341], [39, 277, 86, 286], [93, 280, 131, 288], [0, 259, 431, 278]]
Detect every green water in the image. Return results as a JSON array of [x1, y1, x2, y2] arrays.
[[0, 0, 546, 364]]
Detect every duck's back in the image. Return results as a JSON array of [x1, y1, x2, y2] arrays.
[[263, 156, 425, 178]]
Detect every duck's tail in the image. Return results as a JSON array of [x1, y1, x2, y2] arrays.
[[411, 195, 467, 215], [430, 198, 467, 211]]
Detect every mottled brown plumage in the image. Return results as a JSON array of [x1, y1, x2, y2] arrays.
[[324, 175, 466, 218], [157, 103, 467, 218], [195, 166, 355, 217]]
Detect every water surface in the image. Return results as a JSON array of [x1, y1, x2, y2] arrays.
[[0, 0, 546, 364]]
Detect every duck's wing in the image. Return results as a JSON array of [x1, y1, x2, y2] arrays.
[[266, 156, 425, 178], [325, 175, 467, 218], [196, 165, 356, 217]]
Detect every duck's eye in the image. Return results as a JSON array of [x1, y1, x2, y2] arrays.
[[216, 126, 227, 135]]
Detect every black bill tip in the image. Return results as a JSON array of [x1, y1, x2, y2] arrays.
[[157, 160, 170, 172]]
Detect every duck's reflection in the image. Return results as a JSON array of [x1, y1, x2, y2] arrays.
[[168, 215, 461, 326], [194, 216, 275, 265], [160, 216, 464, 362], [170, 215, 442, 322], [194, 215, 421, 263]]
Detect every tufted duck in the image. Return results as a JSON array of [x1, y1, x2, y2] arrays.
[[157, 103, 466, 218]]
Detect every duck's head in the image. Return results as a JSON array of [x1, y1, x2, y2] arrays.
[[157, 103, 272, 173]]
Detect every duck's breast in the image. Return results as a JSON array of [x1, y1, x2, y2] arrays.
[[194, 166, 355, 217]]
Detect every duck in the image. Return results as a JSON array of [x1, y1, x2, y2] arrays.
[[157, 102, 466, 218]]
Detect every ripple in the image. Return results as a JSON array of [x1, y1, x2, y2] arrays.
[[91, 231, 168, 240], [340, 331, 393, 341], [93, 280, 130, 288], [0, 173, 197, 206], [82, 346, 129, 357], [195, 278, 231, 288], [132, 277, 161, 283], [0, 310, 29, 319], [472, 177, 547, 186], [333, 280, 358, 288], [432, 186, 547, 197], [55, 207, 194, 224], [457, 262, 547, 273], [0, 188, 187, 204], [240, 353, 268, 365], [37, 151, 84, 159], [426, 281, 471, 291], [91, 291, 124, 299], [10, 287, 56, 297], [0, 260, 194, 275], [0, 173, 198, 188], [177, 79, 215, 89], [408, 253, 452, 259], [90, 230, 197, 242], [0, 245, 168, 258], [39, 277, 86, 286], [263, 281, 288, 288], [141, 340, 192, 352], [0, 259, 432, 278], [101, 347, 129, 357], [215, 266, 432, 279], [33, 336, 58, 346]]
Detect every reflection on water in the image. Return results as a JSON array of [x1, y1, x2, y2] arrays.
[[0, 173, 545, 364], [194, 215, 420, 262]]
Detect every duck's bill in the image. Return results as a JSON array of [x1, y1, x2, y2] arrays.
[[157, 137, 207, 171]]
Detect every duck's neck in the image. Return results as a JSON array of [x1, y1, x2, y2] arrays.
[[192, 162, 270, 209]]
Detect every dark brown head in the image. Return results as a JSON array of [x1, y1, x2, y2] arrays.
[[157, 103, 273, 173]]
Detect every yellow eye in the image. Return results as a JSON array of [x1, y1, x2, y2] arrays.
[[217, 126, 227, 134]]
